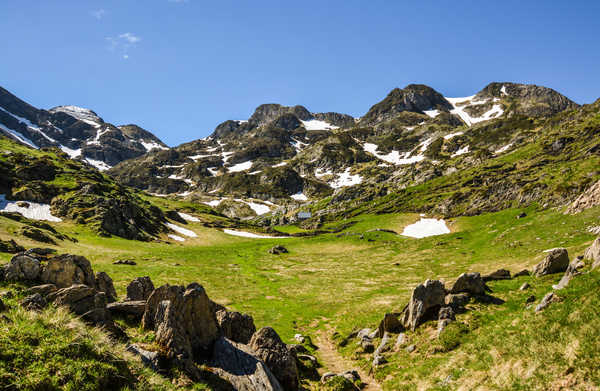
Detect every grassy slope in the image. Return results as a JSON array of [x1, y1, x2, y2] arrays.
[[2, 203, 599, 389]]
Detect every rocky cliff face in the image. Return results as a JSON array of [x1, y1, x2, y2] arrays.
[[0, 87, 168, 170]]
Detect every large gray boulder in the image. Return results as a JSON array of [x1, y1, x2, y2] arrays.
[[211, 337, 283, 391], [95, 272, 117, 303], [450, 272, 490, 295], [126, 276, 154, 301], [400, 279, 446, 330], [142, 284, 219, 360], [584, 238, 600, 270], [249, 327, 299, 391], [533, 248, 570, 277], [216, 309, 256, 344], [41, 254, 95, 288], [4, 254, 41, 282]]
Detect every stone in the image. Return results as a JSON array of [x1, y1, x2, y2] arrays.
[[535, 292, 561, 312], [361, 339, 375, 353], [584, 237, 600, 270], [49, 284, 112, 326], [210, 337, 284, 391], [553, 260, 585, 290], [482, 269, 511, 282], [321, 375, 359, 391], [269, 245, 288, 255], [19, 227, 56, 244], [341, 370, 360, 382], [437, 318, 453, 337], [533, 248, 570, 277], [25, 247, 56, 258], [107, 301, 146, 320], [401, 279, 446, 330], [142, 284, 219, 360], [372, 355, 388, 367], [126, 344, 163, 373], [249, 327, 299, 391], [393, 333, 407, 351], [445, 293, 470, 308], [95, 272, 117, 303], [25, 284, 57, 296], [526, 295, 536, 304], [517, 212, 527, 219], [41, 254, 95, 288], [126, 276, 154, 301], [293, 334, 305, 344], [520, 282, 531, 291], [405, 344, 416, 353], [377, 312, 403, 336], [513, 269, 530, 278], [4, 254, 41, 282], [373, 331, 391, 357], [113, 259, 137, 265], [450, 272, 490, 295], [216, 309, 256, 344], [438, 306, 456, 320], [21, 293, 47, 311]]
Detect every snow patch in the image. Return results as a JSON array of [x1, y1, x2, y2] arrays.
[[495, 143, 513, 154], [0, 123, 38, 148], [60, 145, 82, 158], [423, 109, 440, 118], [178, 212, 200, 222], [0, 194, 62, 222], [223, 229, 288, 239], [272, 162, 288, 168], [166, 223, 197, 238], [85, 158, 111, 171], [301, 119, 339, 130], [451, 145, 470, 157], [329, 168, 363, 189], [50, 106, 102, 127], [168, 234, 185, 242], [445, 96, 504, 126], [203, 199, 223, 207], [315, 168, 333, 178], [443, 131, 464, 140], [363, 143, 425, 165], [140, 140, 168, 152], [227, 160, 253, 173], [500, 85, 508, 96], [401, 217, 450, 238], [291, 192, 308, 201]]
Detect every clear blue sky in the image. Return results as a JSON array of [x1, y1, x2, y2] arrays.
[[1, 1, 599, 146]]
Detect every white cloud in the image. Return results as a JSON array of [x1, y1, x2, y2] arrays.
[[106, 33, 141, 59], [91, 9, 106, 19]]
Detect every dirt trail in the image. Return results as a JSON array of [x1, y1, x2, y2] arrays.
[[314, 330, 382, 391]]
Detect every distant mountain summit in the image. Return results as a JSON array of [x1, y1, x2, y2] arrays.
[[0, 87, 168, 170]]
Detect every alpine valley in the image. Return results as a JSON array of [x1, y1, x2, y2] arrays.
[[1, 81, 600, 391]]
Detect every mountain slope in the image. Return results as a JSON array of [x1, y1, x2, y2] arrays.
[[0, 87, 168, 171]]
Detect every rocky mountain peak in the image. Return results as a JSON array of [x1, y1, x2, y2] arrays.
[[49, 106, 104, 127], [248, 104, 313, 127]]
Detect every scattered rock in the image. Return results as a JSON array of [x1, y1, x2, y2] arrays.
[[293, 334, 305, 344], [0, 239, 25, 254], [553, 260, 585, 290], [25, 247, 56, 258], [211, 337, 284, 391], [584, 237, 600, 270], [513, 269, 530, 278], [49, 284, 112, 326], [533, 248, 570, 277], [21, 293, 47, 311], [373, 331, 391, 357], [126, 344, 163, 373], [107, 301, 147, 320], [405, 344, 416, 353], [142, 284, 219, 360], [321, 375, 359, 391], [445, 292, 470, 309], [126, 276, 154, 301], [269, 245, 288, 255], [4, 254, 41, 282], [482, 269, 511, 282], [535, 292, 562, 312], [249, 327, 299, 391], [25, 284, 57, 296], [450, 272, 490, 295], [361, 339, 375, 353], [216, 309, 256, 344], [95, 272, 117, 303], [377, 312, 403, 336], [0, 291, 14, 299], [520, 282, 531, 291], [113, 259, 137, 265], [0, 298, 5, 312], [41, 254, 95, 288], [372, 354, 388, 367], [437, 306, 455, 336], [401, 279, 446, 330], [321, 372, 337, 383], [526, 295, 536, 304], [517, 212, 527, 219], [393, 333, 407, 351]]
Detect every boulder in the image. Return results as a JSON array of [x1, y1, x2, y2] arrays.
[[533, 248, 570, 277], [377, 312, 403, 336], [25, 247, 56, 258], [437, 306, 456, 337], [21, 293, 47, 311], [41, 254, 95, 288], [373, 331, 391, 357], [95, 272, 117, 303], [142, 284, 219, 360], [49, 284, 112, 326], [535, 292, 562, 312], [513, 269, 530, 278], [211, 337, 283, 391], [126, 276, 154, 301], [216, 309, 256, 344], [519, 282, 530, 291], [584, 237, 600, 270], [269, 245, 288, 255], [25, 284, 57, 296], [4, 254, 41, 282], [450, 272, 490, 295], [126, 344, 163, 373], [553, 260, 585, 290], [107, 301, 147, 320], [249, 327, 299, 391], [445, 292, 470, 308], [401, 279, 446, 330], [482, 269, 511, 282]]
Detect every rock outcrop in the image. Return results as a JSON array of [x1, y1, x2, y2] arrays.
[[95, 272, 117, 303], [450, 272, 491, 295], [41, 254, 95, 288], [566, 179, 600, 214], [249, 327, 299, 391], [48, 284, 114, 328], [533, 248, 570, 277], [126, 276, 155, 301], [584, 237, 600, 270], [4, 254, 41, 282], [216, 309, 256, 344], [400, 279, 446, 331]]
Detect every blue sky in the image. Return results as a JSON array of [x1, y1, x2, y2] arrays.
[[1, 1, 599, 146]]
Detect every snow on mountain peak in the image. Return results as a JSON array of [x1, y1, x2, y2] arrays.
[[50, 106, 103, 127]]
